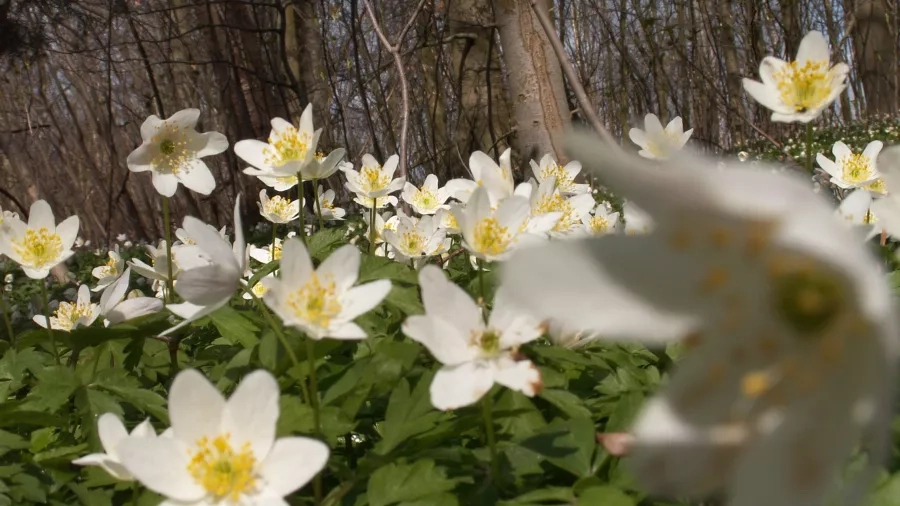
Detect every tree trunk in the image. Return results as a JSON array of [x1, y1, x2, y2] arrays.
[[852, 0, 897, 116], [491, 0, 571, 169]]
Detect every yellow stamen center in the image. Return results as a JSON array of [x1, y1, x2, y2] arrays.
[[473, 329, 502, 356], [539, 162, 575, 192], [264, 125, 310, 167], [286, 273, 342, 329], [534, 193, 576, 232], [399, 231, 427, 256], [151, 126, 192, 174], [412, 188, 439, 211], [588, 215, 609, 235], [772, 60, 832, 113], [53, 300, 93, 331], [263, 195, 296, 221], [13, 228, 63, 269], [840, 153, 876, 185], [357, 165, 390, 193], [187, 434, 257, 502], [472, 217, 511, 256]]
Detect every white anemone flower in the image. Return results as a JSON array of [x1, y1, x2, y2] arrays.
[[258, 190, 301, 224], [163, 196, 246, 335], [235, 104, 325, 179], [262, 240, 391, 340], [249, 238, 284, 265], [434, 208, 460, 235], [317, 185, 346, 221], [453, 187, 531, 261], [0, 200, 79, 279], [469, 149, 515, 204], [365, 212, 399, 248], [628, 113, 693, 160], [530, 154, 591, 195], [582, 203, 620, 236], [504, 131, 898, 506], [92, 246, 124, 292], [118, 369, 329, 505], [342, 154, 406, 201], [242, 272, 274, 301], [402, 266, 543, 410], [525, 177, 594, 237], [126, 109, 229, 197], [33, 284, 100, 332], [383, 212, 450, 266], [743, 31, 849, 123], [817, 141, 885, 193], [73, 414, 157, 481], [401, 174, 451, 215], [129, 240, 180, 298], [99, 267, 164, 326]]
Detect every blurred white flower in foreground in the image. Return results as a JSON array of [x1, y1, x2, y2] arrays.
[[127, 108, 229, 197], [504, 131, 897, 506], [402, 266, 542, 410], [258, 190, 301, 224], [92, 246, 124, 292], [452, 186, 530, 261], [118, 369, 328, 505], [73, 414, 158, 481], [263, 240, 391, 340], [530, 154, 590, 195], [628, 113, 693, 160], [0, 200, 79, 279], [619, 201, 653, 235], [33, 284, 99, 332], [817, 141, 884, 192], [401, 174, 451, 215], [743, 31, 849, 123]]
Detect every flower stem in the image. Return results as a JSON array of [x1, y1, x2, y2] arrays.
[[0, 292, 14, 344], [161, 196, 175, 304], [306, 338, 323, 504], [805, 123, 813, 174], [482, 393, 500, 481], [245, 286, 310, 405], [477, 261, 488, 319], [296, 172, 307, 246], [271, 223, 278, 260], [312, 180, 325, 231], [131, 481, 139, 506], [40, 282, 60, 364], [368, 200, 377, 254]]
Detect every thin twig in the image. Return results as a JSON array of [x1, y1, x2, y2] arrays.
[[362, 0, 429, 182], [529, 0, 617, 147]]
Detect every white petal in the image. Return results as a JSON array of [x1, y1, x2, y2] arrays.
[[492, 357, 542, 396], [430, 361, 495, 411], [281, 238, 313, 288], [795, 31, 829, 64], [126, 144, 156, 172], [258, 437, 329, 497], [178, 160, 216, 195], [152, 172, 180, 197], [340, 280, 391, 320], [168, 369, 226, 445], [223, 370, 280, 460], [402, 315, 477, 365], [97, 413, 129, 458], [166, 109, 201, 130], [235, 140, 275, 171], [326, 322, 368, 340], [643, 113, 664, 135], [418, 265, 481, 336], [742, 79, 789, 113], [176, 265, 238, 306], [628, 128, 648, 150], [72, 453, 134, 481], [316, 244, 360, 292], [28, 200, 55, 230], [193, 132, 229, 158], [117, 437, 205, 501], [56, 215, 80, 251]]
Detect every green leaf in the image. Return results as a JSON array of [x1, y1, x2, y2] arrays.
[[367, 459, 458, 506], [498, 487, 574, 505], [22, 365, 79, 412], [539, 389, 592, 419], [384, 286, 424, 316], [359, 256, 418, 284], [308, 228, 347, 260], [577, 486, 635, 506], [376, 374, 444, 455], [520, 417, 597, 477], [208, 306, 260, 348]]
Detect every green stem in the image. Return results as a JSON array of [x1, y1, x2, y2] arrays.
[[0, 292, 14, 344], [312, 180, 325, 231], [271, 223, 278, 261], [306, 338, 323, 504], [368, 200, 377, 254], [161, 197, 175, 304], [131, 481, 139, 506], [296, 172, 307, 245], [482, 393, 499, 481], [245, 286, 310, 405], [805, 123, 813, 174], [40, 282, 60, 364]]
